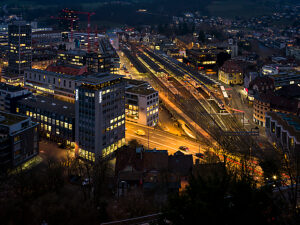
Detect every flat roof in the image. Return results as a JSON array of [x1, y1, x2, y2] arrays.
[[0, 111, 28, 126], [80, 73, 123, 85], [126, 87, 157, 96], [267, 111, 300, 142], [26, 69, 86, 80], [0, 83, 25, 92], [124, 78, 149, 87], [18, 95, 75, 117]]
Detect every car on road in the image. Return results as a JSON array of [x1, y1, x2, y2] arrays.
[[179, 146, 189, 152], [195, 153, 204, 158], [135, 129, 146, 136]]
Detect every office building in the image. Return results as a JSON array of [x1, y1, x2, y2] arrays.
[[57, 37, 120, 74], [0, 111, 38, 170], [24, 69, 84, 102], [0, 83, 31, 112], [125, 80, 159, 127], [265, 112, 299, 153], [32, 31, 62, 48], [3, 21, 32, 85], [75, 73, 125, 161], [17, 95, 75, 146]]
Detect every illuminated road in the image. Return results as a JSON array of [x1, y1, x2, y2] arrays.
[[125, 121, 205, 156]]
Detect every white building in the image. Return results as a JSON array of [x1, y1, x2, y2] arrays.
[[125, 80, 159, 127]]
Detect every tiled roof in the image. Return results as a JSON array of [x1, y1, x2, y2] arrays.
[[46, 64, 87, 76], [220, 60, 243, 73]]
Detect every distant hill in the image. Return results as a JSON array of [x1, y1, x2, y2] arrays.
[[1, 0, 298, 25]]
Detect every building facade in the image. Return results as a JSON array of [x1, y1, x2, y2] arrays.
[[24, 69, 84, 102], [265, 112, 299, 153], [0, 83, 31, 112], [253, 93, 299, 127], [75, 74, 125, 161], [17, 95, 75, 145], [218, 60, 243, 85], [0, 111, 38, 170], [125, 85, 159, 127], [4, 21, 32, 85]]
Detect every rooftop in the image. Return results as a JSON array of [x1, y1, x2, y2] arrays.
[[126, 86, 157, 96], [124, 78, 148, 87], [26, 69, 86, 80], [46, 64, 88, 76], [18, 95, 75, 117], [220, 60, 243, 73], [267, 111, 300, 142], [0, 111, 29, 126], [0, 83, 26, 92], [80, 73, 123, 85]]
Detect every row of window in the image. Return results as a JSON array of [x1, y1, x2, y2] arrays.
[[24, 110, 73, 130]]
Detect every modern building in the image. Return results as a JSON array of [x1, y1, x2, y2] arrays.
[[32, 31, 62, 48], [17, 95, 75, 146], [184, 49, 217, 72], [218, 60, 243, 85], [0, 83, 31, 113], [253, 93, 299, 127], [3, 21, 32, 85], [125, 80, 159, 127], [0, 111, 39, 170], [270, 73, 300, 89], [57, 38, 120, 74], [265, 112, 300, 153], [24, 69, 85, 102], [75, 73, 125, 161]]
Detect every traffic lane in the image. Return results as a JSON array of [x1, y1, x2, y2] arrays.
[[126, 122, 204, 150], [125, 129, 203, 155]]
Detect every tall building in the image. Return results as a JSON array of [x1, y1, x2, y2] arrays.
[[4, 21, 32, 85], [0, 111, 39, 170], [75, 74, 125, 161], [58, 9, 79, 32]]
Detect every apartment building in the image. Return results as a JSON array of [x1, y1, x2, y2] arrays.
[[265, 112, 299, 153]]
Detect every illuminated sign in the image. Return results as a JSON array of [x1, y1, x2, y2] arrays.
[[75, 89, 78, 101], [99, 91, 102, 103]]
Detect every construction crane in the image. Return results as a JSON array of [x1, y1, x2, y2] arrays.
[[62, 9, 95, 52], [51, 16, 78, 42]]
